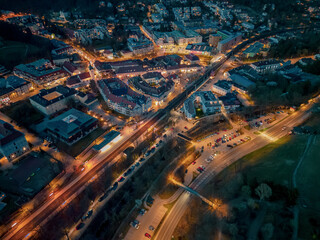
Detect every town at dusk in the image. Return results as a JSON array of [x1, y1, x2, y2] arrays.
[[0, 0, 319, 239]]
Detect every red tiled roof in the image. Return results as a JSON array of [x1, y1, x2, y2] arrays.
[[63, 62, 77, 74]]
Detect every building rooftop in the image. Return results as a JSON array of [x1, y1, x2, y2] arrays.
[[14, 59, 64, 79], [251, 59, 281, 67], [129, 76, 174, 98], [98, 78, 149, 109], [219, 93, 241, 106], [142, 72, 164, 80], [185, 54, 199, 61], [30, 85, 77, 107], [214, 80, 232, 91], [47, 108, 97, 139], [6, 76, 30, 89], [0, 120, 24, 147], [229, 74, 255, 88], [93, 130, 120, 151], [186, 43, 213, 52]]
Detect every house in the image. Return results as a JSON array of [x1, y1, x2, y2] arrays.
[[167, 74, 180, 84], [0, 120, 29, 161], [52, 54, 71, 66], [141, 72, 165, 84], [6, 76, 32, 95], [229, 74, 255, 89], [13, 59, 67, 85], [183, 91, 221, 119], [212, 80, 232, 95], [66, 72, 91, 89], [217, 32, 242, 53], [184, 54, 200, 65], [46, 108, 98, 145], [219, 93, 241, 112], [185, 43, 213, 56], [63, 62, 81, 75], [29, 85, 77, 115], [243, 42, 264, 58], [129, 76, 174, 102], [98, 78, 151, 116], [250, 60, 282, 74], [75, 92, 98, 107]]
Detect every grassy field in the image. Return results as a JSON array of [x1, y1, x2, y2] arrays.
[[219, 135, 308, 187], [1, 100, 44, 128], [208, 117, 320, 239], [296, 136, 320, 239], [0, 40, 43, 67]]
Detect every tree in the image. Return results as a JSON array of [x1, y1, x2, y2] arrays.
[[255, 183, 272, 201], [261, 223, 274, 240], [228, 223, 239, 238], [241, 185, 252, 198]]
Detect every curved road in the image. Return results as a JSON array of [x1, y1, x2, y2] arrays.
[[155, 104, 315, 240]]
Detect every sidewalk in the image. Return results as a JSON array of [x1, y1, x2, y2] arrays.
[[124, 163, 194, 240]]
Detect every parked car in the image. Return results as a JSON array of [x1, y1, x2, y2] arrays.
[[118, 177, 125, 182], [131, 220, 140, 229], [139, 209, 146, 216], [145, 233, 151, 239], [76, 222, 85, 230], [112, 182, 118, 190]]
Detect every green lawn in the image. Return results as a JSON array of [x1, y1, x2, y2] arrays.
[[219, 135, 308, 187], [296, 136, 320, 239], [213, 126, 320, 239], [0, 40, 43, 67], [1, 100, 44, 128]]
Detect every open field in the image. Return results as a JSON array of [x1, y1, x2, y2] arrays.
[[0, 40, 44, 68], [1, 100, 44, 128], [218, 135, 307, 187], [296, 136, 320, 239], [174, 112, 320, 239]]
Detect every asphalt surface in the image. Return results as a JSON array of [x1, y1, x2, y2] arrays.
[[154, 105, 314, 240]]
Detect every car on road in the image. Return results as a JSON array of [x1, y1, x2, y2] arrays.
[[76, 222, 85, 230], [86, 209, 93, 218], [145, 151, 151, 157], [139, 208, 146, 216], [145, 233, 151, 239], [82, 209, 93, 220], [112, 182, 118, 190], [124, 166, 134, 176], [99, 191, 110, 202], [118, 177, 125, 182], [139, 157, 146, 162], [131, 220, 140, 229], [197, 167, 204, 173]]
